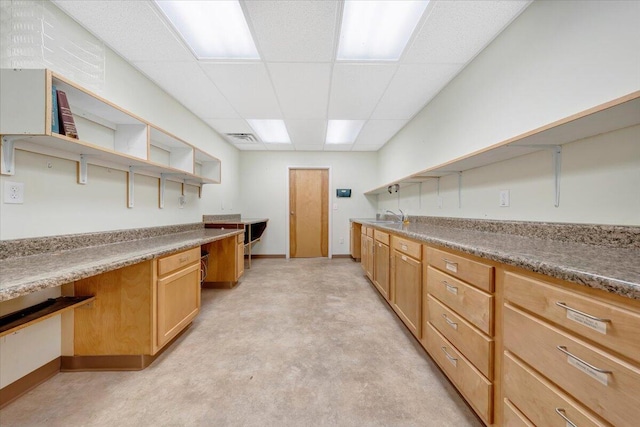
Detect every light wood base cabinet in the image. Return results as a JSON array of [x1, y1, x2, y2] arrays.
[[373, 230, 390, 301], [202, 233, 244, 288], [350, 222, 361, 260], [68, 247, 201, 370]]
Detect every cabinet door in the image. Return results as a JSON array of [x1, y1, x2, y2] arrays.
[[391, 250, 422, 337], [366, 236, 374, 280], [373, 242, 390, 300], [157, 263, 200, 348], [360, 232, 368, 274]]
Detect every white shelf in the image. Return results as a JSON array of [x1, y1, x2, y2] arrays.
[[0, 68, 222, 204], [365, 92, 640, 195]]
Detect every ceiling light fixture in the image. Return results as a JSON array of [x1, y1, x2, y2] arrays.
[[247, 120, 291, 143], [337, 0, 429, 61], [326, 120, 365, 144], [155, 0, 259, 60]]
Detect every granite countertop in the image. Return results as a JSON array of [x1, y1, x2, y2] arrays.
[[352, 219, 640, 301], [0, 228, 242, 302], [203, 217, 269, 225]]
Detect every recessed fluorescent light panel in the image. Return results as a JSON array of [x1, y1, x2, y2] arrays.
[[247, 120, 291, 143], [326, 120, 365, 144], [155, 1, 259, 59], [337, 0, 429, 61]]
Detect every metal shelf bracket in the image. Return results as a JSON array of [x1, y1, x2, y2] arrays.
[[78, 154, 88, 184], [519, 144, 562, 207], [458, 172, 463, 208], [1, 136, 16, 175], [127, 166, 135, 208], [159, 173, 167, 209]]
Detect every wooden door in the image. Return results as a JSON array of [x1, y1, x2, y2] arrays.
[[289, 168, 328, 258]]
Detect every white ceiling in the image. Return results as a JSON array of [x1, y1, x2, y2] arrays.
[[52, 0, 531, 152]]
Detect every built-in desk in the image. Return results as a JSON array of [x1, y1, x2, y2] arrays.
[[204, 218, 268, 269]]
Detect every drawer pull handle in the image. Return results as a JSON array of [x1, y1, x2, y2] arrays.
[[442, 258, 458, 273], [441, 347, 457, 365], [557, 346, 612, 374], [554, 408, 578, 427], [555, 302, 611, 322], [401, 244, 408, 251], [442, 314, 458, 330], [443, 281, 458, 295], [179, 256, 189, 263]]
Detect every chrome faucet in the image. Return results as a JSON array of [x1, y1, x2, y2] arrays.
[[386, 209, 407, 222]]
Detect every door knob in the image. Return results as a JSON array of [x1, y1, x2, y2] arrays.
[[291, 211, 295, 215]]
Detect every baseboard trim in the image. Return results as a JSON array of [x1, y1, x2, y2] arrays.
[[247, 254, 286, 259], [0, 357, 60, 409], [331, 254, 351, 259], [61, 324, 191, 371], [202, 281, 238, 289]]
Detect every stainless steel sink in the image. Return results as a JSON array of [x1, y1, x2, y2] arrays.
[[367, 220, 399, 224]]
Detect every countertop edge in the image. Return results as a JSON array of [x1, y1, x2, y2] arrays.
[[352, 219, 640, 301], [0, 230, 242, 302]]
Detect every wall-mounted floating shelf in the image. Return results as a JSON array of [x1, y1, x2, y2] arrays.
[[365, 91, 640, 208], [0, 69, 222, 208]]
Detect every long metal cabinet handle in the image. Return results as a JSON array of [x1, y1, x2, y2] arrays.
[[555, 408, 578, 427], [555, 302, 611, 322], [442, 258, 458, 266], [441, 346, 457, 365], [556, 346, 612, 374], [442, 314, 458, 329]]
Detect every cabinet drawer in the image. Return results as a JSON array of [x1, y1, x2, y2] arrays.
[[157, 247, 200, 277], [505, 271, 640, 363], [427, 294, 493, 379], [503, 399, 535, 427], [374, 229, 389, 245], [237, 232, 244, 244], [427, 266, 493, 335], [504, 304, 640, 427], [504, 351, 610, 427], [391, 236, 421, 259], [425, 322, 493, 424], [426, 246, 493, 292]]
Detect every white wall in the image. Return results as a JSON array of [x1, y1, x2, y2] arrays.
[[0, 0, 240, 390], [0, 0, 240, 240], [378, 125, 640, 225], [377, 0, 640, 226], [239, 151, 378, 256]]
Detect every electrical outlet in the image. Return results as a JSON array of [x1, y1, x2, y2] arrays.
[[339, 237, 344, 244], [178, 195, 186, 208], [4, 181, 24, 204], [499, 190, 510, 207]]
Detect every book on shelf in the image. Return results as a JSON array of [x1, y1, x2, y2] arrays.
[[56, 89, 78, 139], [51, 85, 60, 134]]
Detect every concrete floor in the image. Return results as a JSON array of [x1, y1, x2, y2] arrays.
[[1, 258, 482, 426]]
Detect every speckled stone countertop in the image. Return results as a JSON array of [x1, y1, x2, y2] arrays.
[[0, 228, 242, 302], [352, 218, 640, 300]]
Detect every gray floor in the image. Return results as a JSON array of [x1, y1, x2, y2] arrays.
[[1, 258, 482, 426]]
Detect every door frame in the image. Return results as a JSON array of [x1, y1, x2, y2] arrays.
[[286, 166, 332, 259]]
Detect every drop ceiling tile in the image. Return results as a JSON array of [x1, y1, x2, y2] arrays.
[[371, 64, 462, 120], [52, 0, 193, 62], [200, 63, 282, 119], [404, 0, 531, 64], [355, 120, 408, 147], [351, 144, 384, 152], [268, 63, 332, 119], [328, 64, 398, 119], [133, 61, 239, 119], [203, 119, 253, 134], [244, 0, 339, 62], [286, 120, 327, 146]]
